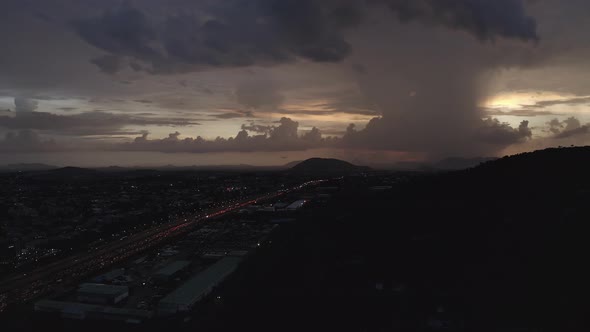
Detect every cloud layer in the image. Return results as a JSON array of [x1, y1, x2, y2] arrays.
[[72, 0, 538, 74]]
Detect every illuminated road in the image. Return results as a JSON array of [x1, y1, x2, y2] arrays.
[[0, 180, 326, 313]]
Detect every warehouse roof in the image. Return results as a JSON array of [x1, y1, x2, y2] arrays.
[[78, 283, 128, 295], [154, 260, 191, 277], [159, 257, 241, 307]]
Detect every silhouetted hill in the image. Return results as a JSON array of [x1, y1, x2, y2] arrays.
[[46, 166, 99, 177], [434, 156, 496, 170], [283, 160, 303, 168], [472, 146, 590, 176], [290, 158, 369, 174], [0, 163, 57, 172]]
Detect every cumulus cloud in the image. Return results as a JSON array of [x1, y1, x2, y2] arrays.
[[476, 118, 532, 145], [547, 118, 563, 134], [555, 125, 590, 139], [547, 117, 590, 139], [241, 123, 273, 135], [118, 117, 329, 153]]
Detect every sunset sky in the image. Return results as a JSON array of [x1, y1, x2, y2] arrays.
[[1, 0, 590, 166]]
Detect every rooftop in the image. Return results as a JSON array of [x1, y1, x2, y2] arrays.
[[154, 260, 191, 277], [78, 283, 129, 296], [159, 257, 241, 306]]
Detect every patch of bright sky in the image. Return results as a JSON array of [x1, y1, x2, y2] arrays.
[[483, 90, 590, 137]]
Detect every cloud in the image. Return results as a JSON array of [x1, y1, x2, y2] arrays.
[[384, 0, 538, 42], [118, 117, 329, 153], [72, 0, 538, 74], [275, 108, 379, 117], [235, 78, 284, 110], [547, 118, 563, 134], [56, 107, 78, 112], [0, 130, 60, 153], [0, 106, 201, 136], [555, 125, 590, 139], [341, 115, 532, 155], [484, 108, 555, 117], [210, 111, 254, 119], [91, 55, 124, 74], [241, 123, 273, 135], [14, 97, 38, 113], [476, 118, 532, 145], [73, 7, 158, 61], [522, 96, 590, 108], [331, 0, 541, 158], [548, 117, 590, 139]]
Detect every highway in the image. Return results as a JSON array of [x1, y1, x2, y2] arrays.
[[0, 180, 325, 313]]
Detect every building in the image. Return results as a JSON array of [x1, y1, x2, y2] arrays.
[[77, 283, 129, 305], [286, 200, 307, 210], [34, 300, 153, 322], [153, 260, 191, 282], [158, 257, 241, 315], [92, 268, 125, 283]]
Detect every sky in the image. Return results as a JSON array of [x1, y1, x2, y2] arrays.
[[1, 0, 590, 166]]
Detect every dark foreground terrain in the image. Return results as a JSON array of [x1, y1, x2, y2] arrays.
[[187, 147, 590, 331], [4, 147, 590, 331]]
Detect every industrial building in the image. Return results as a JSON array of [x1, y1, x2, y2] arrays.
[[34, 300, 152, 322], [157, 257, 241, 315], [92, 268, 125, 283], [153, 260, 191, 282], [77, 283, 129, 305], [286, 200, 307, 210]]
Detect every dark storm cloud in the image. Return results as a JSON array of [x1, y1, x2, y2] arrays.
[[72, 0, 538, 73], [91, 55, 123, 74], [331, 0, 541, 158], [73, 7, 158, 60], [383, 0, 538, 42], [119, 117, 328, 153]]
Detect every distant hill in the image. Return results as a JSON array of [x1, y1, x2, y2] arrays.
[[434, 157, 497, 170], [290, 158, 369, 174], [46, 166, 100, 177], [283, 160, 303, 168], [0, 163, 57, 172]]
